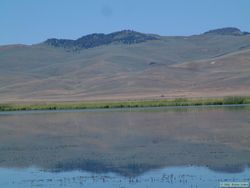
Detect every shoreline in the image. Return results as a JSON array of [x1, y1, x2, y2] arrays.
[[0, 96, 250, 112]]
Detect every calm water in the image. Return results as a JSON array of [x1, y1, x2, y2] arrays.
[[0, 106, 250, 188]]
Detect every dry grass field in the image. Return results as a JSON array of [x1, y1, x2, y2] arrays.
[[0, 30, 250, 103]]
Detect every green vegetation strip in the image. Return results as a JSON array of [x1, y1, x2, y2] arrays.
[[0, 96, 250, 112]]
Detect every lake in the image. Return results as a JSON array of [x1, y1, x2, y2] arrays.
[[0, 106, 250, 188]]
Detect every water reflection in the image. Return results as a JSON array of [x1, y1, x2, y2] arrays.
[[1, 166, 250, 188], [0, 106, 250, 177]]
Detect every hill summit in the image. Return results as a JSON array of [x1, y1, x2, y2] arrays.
[[44, 27, 250, 51], [203, 27, 250, 36], [44, 30, 158, 50]]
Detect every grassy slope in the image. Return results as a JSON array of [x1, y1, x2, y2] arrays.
[[0, 34, 250, 102]]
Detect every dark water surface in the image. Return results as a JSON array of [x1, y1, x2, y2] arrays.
[[0, 106, 250, 187]]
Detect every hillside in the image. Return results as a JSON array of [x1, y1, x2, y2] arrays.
[[0, 27, 250, 103], [44, 30, 158, 50]]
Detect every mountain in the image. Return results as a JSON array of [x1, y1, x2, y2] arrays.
[[44, 30, 158, 50], [203, 27, 250, 36], [0, 27, 250, 103]]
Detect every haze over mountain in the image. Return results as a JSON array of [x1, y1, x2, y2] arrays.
[[0, 27, 250, 103]]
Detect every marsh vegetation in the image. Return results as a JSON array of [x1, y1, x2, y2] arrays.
[[0, 96, 249, 112]]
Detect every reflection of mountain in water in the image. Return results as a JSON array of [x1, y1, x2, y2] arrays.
[[54, 159, 160, 177], [51, 143, 250, 177], [210, 164, 249, 174], [0, 107, 250, 177]]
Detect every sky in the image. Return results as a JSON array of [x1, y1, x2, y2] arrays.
[[0, 0, 250, 45]]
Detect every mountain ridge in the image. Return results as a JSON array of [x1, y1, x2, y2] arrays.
[[1, 27, 250, 102], [43, 27, 250, 51], [44, 30, 158, 50], [203, 27, 250, 36]]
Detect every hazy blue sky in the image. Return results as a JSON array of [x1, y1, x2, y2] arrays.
[[0, 0, 250, 45]]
